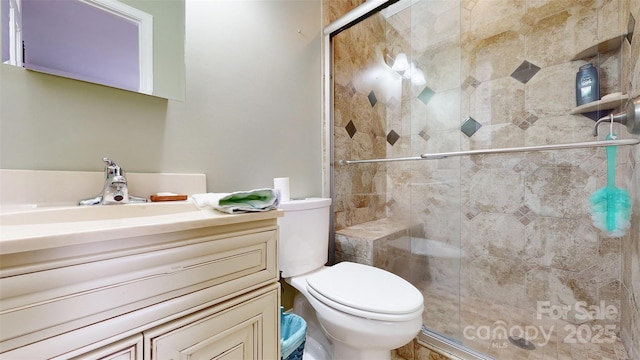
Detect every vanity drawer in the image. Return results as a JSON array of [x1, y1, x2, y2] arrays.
[[0, 228, 277, 352]]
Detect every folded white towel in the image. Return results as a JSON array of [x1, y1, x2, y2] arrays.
[[191, 188, 280, 214]]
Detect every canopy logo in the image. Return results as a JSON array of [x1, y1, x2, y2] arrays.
[[463, 320, 553, 348]]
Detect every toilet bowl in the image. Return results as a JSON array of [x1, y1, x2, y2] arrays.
[[278, 198, 424, 360], [286, 263, 423, 360]]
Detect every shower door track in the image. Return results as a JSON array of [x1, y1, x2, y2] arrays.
[[420, 327, 495, 360], [338, 138, 640, 164]]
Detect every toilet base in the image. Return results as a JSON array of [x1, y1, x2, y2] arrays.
[[332, 343, 390, 360], [293, 294, 332, 359], [302, 335, 331, 360], [292, 293, 393, 360]]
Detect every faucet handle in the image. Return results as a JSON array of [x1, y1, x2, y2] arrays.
[[102, 157, 124, 178], [103, 157, 115, 166]]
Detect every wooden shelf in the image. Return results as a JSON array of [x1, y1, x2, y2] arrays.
[[570, 93, 628, 114]]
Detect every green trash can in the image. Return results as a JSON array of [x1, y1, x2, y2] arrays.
[[281, 307, 307, 360]]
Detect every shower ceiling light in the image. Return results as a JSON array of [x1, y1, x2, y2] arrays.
[[402, 63, 418, 78], [402, 63, 426, 85], [391, 53, 409, 72], [412, 69, 426, 86]]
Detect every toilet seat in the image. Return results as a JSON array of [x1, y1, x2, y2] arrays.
[[305, 262, 424, 322]]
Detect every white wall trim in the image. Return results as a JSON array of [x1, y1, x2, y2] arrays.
[[4, 0, 23, 66], [78, 0, 153, 94]]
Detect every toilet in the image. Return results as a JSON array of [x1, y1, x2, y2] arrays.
[[278, 198, 424, 360]]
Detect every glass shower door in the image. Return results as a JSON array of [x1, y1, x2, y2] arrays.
[[401, 0, 467, 354], [330, 0, 468, 355]]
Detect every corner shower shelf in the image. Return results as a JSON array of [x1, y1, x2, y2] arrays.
[[570, 93, 629, 115], [571, 35, 626, 60]]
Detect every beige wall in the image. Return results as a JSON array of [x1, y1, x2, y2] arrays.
[[0, 0, 323, 198]]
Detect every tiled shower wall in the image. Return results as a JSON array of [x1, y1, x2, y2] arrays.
[[325, 0, 640, 358]]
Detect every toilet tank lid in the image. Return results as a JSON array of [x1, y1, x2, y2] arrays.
[[279, 198, 332, 211]]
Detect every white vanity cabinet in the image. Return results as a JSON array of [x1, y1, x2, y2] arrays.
[[0, 210, 281, 360]]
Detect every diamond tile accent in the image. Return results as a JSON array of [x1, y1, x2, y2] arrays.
[[463, 204, 481, 220], [417, 86, 435, 105], [368, 91, 377, 107], [387, 130, 400, 146], [462, 76, 480, 94], [347, 81, 357, 97], [514, 113, 539, 130], [345, 120, 357, 138], [514, 205, 536, 225], [386, 198, 397, 209], [419, 130, 430, 142], [517, 121, 530, 130], [510, 60, 541, 84], [519, 215, 533, 226], [461, 117, 482, 137]]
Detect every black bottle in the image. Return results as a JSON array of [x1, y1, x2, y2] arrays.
[[576, 63, 600, 106]]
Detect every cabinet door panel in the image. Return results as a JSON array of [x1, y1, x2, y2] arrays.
[[146, 285, 279, 360], [181, 315, 259, 360]]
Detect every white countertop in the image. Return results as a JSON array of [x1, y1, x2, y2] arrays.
[[0, 203, 282, 255]]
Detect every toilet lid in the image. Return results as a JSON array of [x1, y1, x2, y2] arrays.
[[306, 262, 423, 321]]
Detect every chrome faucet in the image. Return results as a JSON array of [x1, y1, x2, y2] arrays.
[[78, 158, 148, 205]]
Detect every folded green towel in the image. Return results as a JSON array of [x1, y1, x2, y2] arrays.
[[192, 189, 280, 214]]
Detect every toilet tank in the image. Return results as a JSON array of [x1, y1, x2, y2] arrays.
[[278, 198, 332, 278]]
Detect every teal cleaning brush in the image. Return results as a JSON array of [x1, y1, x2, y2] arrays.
[[590, 134, 632, 237]]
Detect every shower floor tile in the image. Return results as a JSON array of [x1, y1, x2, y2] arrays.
[[420, 284, 631, 360]]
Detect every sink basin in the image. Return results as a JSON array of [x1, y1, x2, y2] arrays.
[[0, 201, 198, 226]]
